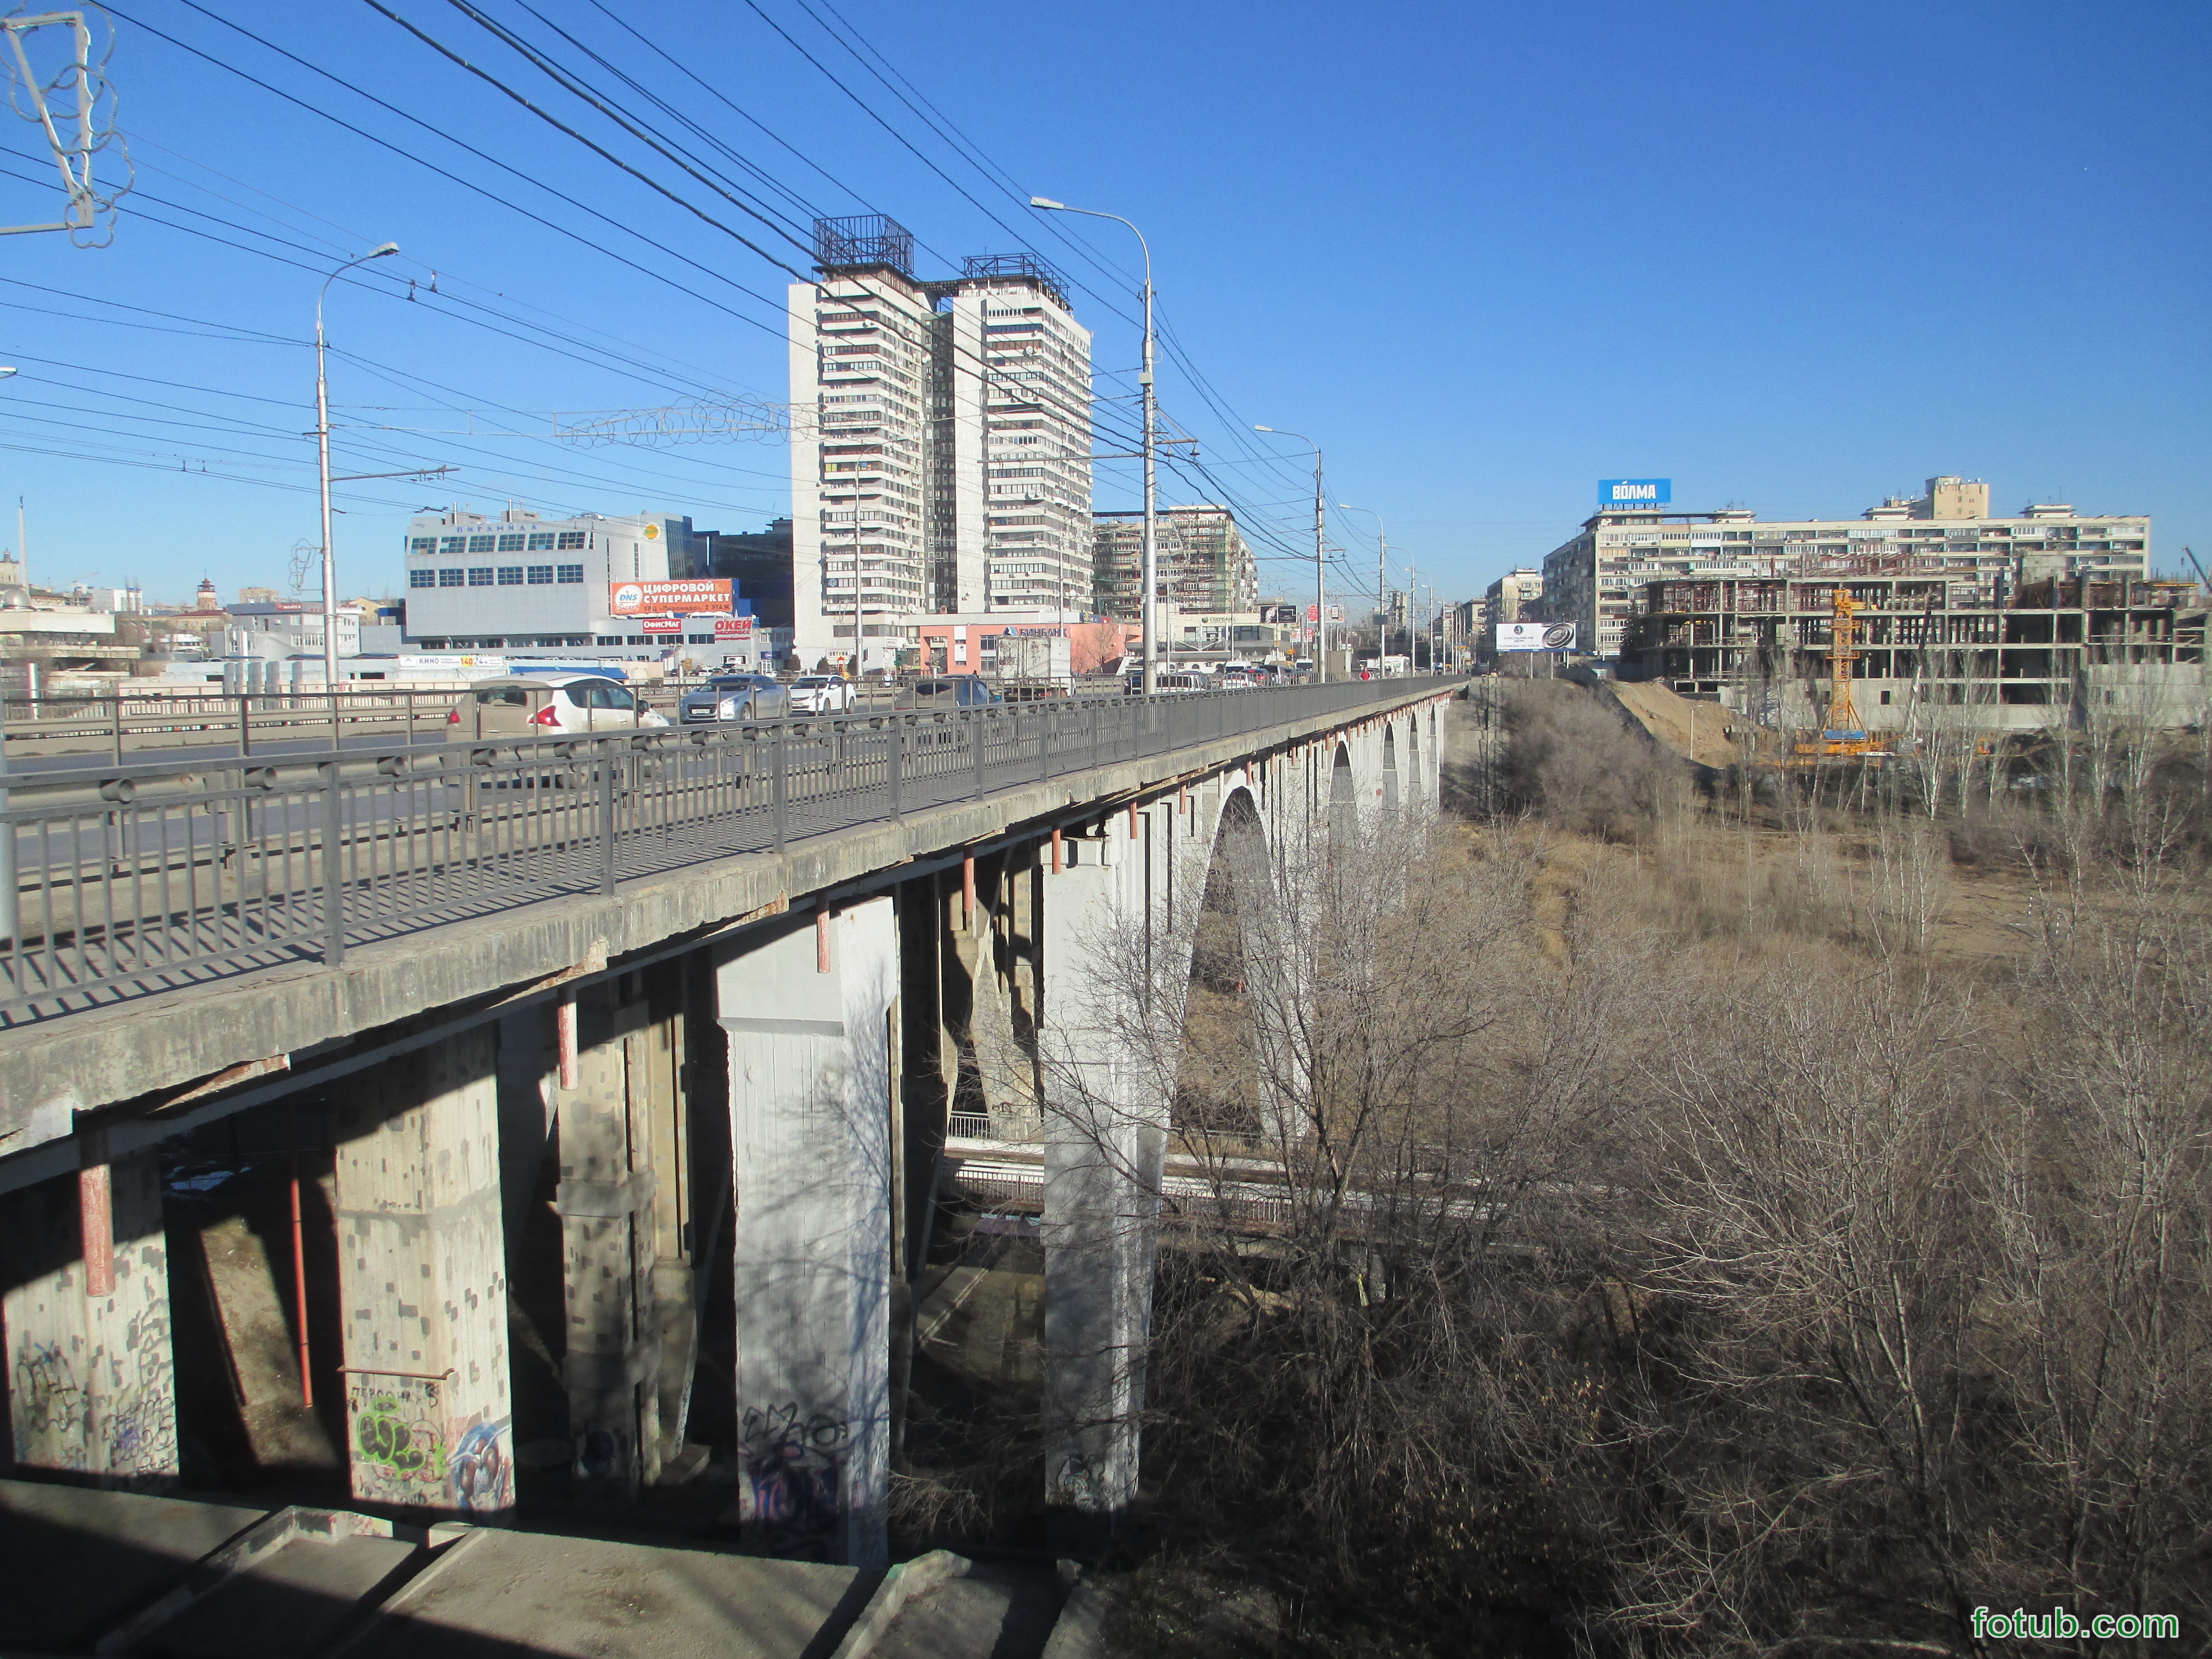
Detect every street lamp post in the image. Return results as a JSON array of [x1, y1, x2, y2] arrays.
[[1030, 198, 1158, 697], [1338, 503, 1386, 672], [1255, 427, 1325, 682], [316, 242, 399, 692], [0, 367, 15, 946]]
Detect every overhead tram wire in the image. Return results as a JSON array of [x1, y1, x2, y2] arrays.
[[365, 0, 813, 274], [371, 0, 1153, 459], [114, 1, 798, 345], [133, 135, 770, 403], [216, 1, 1152, 469]]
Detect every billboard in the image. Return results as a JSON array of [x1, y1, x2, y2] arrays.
[[712, 616, 755, 640], [608, 578, 733, 616], [1497, 621, 1576, 651], [1598, 478, 1671, 507]]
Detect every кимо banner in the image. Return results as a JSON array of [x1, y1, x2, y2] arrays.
[[609, 578, 733, 616], [1496, 621, 1576, 651]]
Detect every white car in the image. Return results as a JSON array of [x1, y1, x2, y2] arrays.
[[448, 673, 669, 740], [788, 674, 856, 714]]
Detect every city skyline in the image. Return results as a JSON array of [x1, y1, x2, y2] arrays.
[[0, 0, 2200, 616]]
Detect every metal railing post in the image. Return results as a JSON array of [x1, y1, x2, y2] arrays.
[[111, 695, 123, 769], [321, 761, 346, 965], [973, 709, 986, 798], [0, 726, 13, 950], [887, 715, 902, 820], [599, 740, 618, 897], [771, 726, 788, 854]]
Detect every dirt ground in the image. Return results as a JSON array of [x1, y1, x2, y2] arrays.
[[1607, 680, 1742, 769]]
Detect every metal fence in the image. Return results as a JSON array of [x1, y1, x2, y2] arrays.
[[0, 677, 1446, 1023]]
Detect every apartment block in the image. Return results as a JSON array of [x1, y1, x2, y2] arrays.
[[789, 218, 1094, 671], [1092, 504, 1259, 620], [1537, 476, 2150, 662]]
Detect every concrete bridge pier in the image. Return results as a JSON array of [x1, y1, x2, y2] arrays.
[[0, 1142, 178, 1483], [329, 1027, 515, 1517], [555, 974, 695, 1500], [715, 899, 897, 1568], [1039, 804, 1172, 1549]]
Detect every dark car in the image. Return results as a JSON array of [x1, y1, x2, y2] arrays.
[[679, 673, 790, 723], [895, 676, 1001, 710]]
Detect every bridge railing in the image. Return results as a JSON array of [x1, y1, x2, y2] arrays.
[[0, 677, 1451, 1023]]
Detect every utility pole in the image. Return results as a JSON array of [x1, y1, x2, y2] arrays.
[[1031, 198, 1157, 696], [1407, 563, 1417, 672], [1255, 426, 1324, 681], [316, 242, 399, 691]]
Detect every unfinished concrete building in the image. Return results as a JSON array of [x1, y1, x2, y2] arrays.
[[1625, 571, 2207, 735]]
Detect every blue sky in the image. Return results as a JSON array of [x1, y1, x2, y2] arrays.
[[1, 0, 2205, 610]]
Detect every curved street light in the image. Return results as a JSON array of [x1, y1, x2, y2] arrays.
[[317, 242, 399, 689]]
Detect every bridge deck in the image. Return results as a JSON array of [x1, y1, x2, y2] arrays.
[[0, 681, 1446, 1174]]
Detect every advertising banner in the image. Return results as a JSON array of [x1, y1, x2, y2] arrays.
[[1598, 478, 1671, 507], [609, 578, 733, 616], [639, 618, 683, 635], [1496, 621, 1577, 651], [712, 616, 756, 640]]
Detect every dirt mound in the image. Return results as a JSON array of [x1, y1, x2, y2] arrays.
[[1610, 680, 1740, 769]]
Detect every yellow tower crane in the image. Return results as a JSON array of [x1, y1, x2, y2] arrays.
[[1794, 587, 1888, 760]]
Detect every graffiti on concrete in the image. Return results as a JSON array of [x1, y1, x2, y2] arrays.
[[348, 1376, 449, 1502], [11, 1341, 86, 1467], [736, 1402, 847, 1559], [102, 1298, 178, 1476], [446, 1419, 512, 1513]]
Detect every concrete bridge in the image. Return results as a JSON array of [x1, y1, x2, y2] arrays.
[[0, 680, 1450, 1567]]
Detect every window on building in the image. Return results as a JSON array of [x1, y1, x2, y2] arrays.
[[409, 537, 435, 553], [556, 564, 585, 584], [597, 635, 623, 646], [438, 569, 466, 587], [527, 532, 555, 551], [497, 534, 525, 552], [527, 565, 554, 585], [468, 567, 495, 586], [557, 532, 586, 550], [409, 569, 437, 589], [440, 536, 467, 555], [496, 566, 524, 585], [468, 535, 496, 553]]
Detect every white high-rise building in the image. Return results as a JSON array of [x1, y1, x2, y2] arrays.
[[788, 218, 1093, 671]]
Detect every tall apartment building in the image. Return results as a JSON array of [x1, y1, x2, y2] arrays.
[[788, 218, 1093, 671], [1537, 476, 2150, 661], [1092, 504, 1258, 620]]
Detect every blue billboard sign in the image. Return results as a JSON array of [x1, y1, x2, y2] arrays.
[[1599, 478, 1671, 507]]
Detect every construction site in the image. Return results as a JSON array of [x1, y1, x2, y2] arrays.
[[1623, 566, 2208, 746]]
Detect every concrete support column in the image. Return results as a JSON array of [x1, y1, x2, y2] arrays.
[[716, 897, 896, 1568], [331, 1026, 514, 1517], [553, 989, 666, 1500], [0, 1144, 178, 1482], [1040, 813, 1165, 1549]]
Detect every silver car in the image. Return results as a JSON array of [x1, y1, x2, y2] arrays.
[[679, 673, 790, 724]]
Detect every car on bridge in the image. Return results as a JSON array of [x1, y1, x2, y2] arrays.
[[679, 673, 791, 724], [896, 676, 1001, 709], [788, 674, 857, 714], [449, 674, 670, 739]]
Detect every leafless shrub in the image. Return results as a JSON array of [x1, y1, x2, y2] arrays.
[[1500, 682, 1683, 839]]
